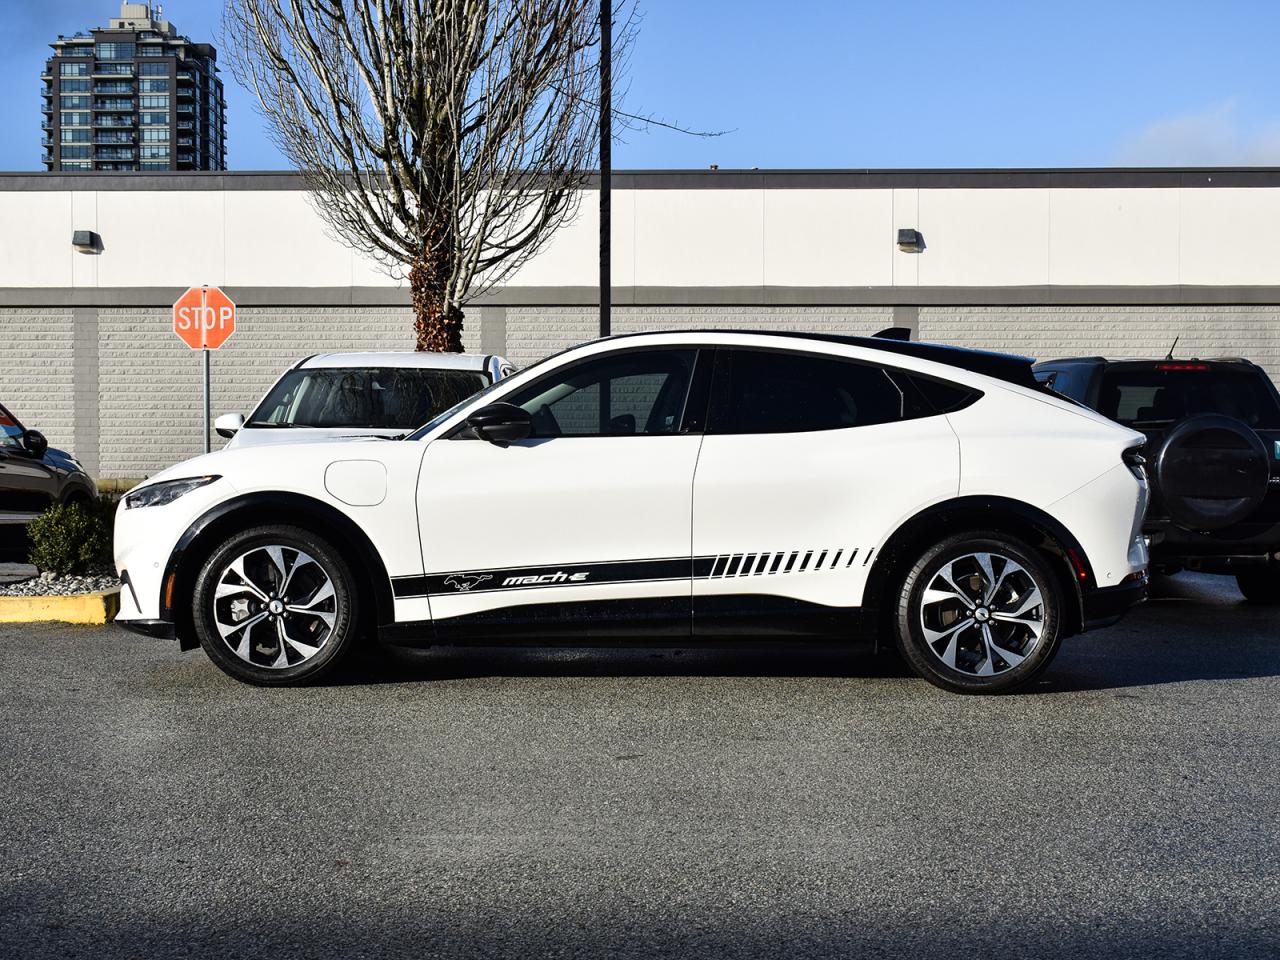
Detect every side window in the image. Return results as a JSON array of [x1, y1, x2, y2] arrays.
[[504, 349, 698, 437], [707, 349, 907, 435]]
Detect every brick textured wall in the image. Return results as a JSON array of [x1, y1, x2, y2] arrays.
[[919, 306, 1280, 382], [4, 302, 1280, 481], [0, 308, 75, 452], [501, 305, 895, 367]]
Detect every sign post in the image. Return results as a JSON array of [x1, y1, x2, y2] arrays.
[[173, 286, 236, 454]]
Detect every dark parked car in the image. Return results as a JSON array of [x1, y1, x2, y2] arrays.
[[1033, 356, 1280, 602], [0, 402, 96, 526]]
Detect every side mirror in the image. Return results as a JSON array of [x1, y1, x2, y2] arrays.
[[214, 413, 245, 439], [464, 402, 532, 445], [23, 429, 48, 459]]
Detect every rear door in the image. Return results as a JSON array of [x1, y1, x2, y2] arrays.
[[690, 347, 961, 635]]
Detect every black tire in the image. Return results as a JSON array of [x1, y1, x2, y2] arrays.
[[894, 532, 1063, 694], [1235, 567, 1280, 605], [192, 524, 360, 686], [1155, 415, 1269, 532]]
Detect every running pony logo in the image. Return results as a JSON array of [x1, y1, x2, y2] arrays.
[[443, 574, 492, 592]]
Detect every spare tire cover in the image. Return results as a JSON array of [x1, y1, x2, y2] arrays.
[[1155, 414, 1270, 531]]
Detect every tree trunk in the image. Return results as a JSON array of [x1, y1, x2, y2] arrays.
[[409, 256, 464, 352]]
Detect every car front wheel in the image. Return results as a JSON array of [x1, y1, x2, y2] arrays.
[[895, 533, 1063, 694], [192, 525, 359, 686]]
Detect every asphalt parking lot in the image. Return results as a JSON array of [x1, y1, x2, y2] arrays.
[[1, 574, 1277, 959]]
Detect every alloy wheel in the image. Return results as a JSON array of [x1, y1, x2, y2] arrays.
[[211, 545, 337, 670], [919, 551, 1046, 677]]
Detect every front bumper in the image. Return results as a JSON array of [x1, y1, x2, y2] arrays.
[[1082, 574, 1149, 630], [116, 618, 176, 640]]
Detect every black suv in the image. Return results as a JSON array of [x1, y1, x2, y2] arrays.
[[0, 402, 97, 527], [1033, 356, 1280, 602]]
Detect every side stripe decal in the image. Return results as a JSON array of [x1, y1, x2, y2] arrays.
[[397, 546, 876, 599]]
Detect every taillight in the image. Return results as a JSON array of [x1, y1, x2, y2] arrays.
[[1155, 362, 1209, 372]]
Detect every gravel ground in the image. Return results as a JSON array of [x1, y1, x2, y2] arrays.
[[0, 572, 1277, 959], [0, 568, 119, 597]]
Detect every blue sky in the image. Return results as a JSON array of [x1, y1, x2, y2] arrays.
[[7, 0, 1280, 171]]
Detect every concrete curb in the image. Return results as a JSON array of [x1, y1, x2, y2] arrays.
[[0, 588, 121, 625]]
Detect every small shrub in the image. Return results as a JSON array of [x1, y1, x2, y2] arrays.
[[27, 498, 116, 577]]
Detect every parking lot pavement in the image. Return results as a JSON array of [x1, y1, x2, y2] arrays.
[[1, 574, 1277, 959]]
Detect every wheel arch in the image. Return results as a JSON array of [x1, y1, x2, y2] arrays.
[[161, 491, 396, 649], [864, 496, 1092, 640]]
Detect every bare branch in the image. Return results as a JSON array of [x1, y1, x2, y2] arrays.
[[224, 0, 625, 350]]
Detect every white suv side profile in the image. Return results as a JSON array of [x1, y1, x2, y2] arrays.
[[114, 331, 1149, 694]]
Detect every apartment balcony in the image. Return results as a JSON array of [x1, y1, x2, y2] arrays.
[[93, 116, 135, 128], [176, 137, 193, 146], [95, 147, 136, 160], [41, 137, 54, 147], [176, 120, 194, 130], [40, 120, 52, 131], [94, 132, 135, 144], [176, 104, 194, 114]]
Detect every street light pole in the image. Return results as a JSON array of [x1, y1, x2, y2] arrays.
[[599, 0, 611, 339]]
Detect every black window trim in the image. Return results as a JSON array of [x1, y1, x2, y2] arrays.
[[445, 344, 709, 441], [703, 343, 982, 436]]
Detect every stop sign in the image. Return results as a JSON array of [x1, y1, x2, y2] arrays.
[[173, 286, 236, 350]]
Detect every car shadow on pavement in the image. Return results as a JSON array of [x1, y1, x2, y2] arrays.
[[1030, 572, 1280, 694], [333, 573, 1280, 693], [341, 638, 918, 686]]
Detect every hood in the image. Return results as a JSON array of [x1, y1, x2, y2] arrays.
[[228, 425, 405, 448], [45, 446, 86, 474]]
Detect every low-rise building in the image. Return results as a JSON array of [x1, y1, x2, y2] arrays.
[[0, 167, 1277, 479]]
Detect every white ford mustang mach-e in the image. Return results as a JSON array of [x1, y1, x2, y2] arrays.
[[114, 331, 1150, 693]]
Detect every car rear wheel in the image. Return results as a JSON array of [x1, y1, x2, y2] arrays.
[[192, 525, 359, 686], [894, 533, 1063, 694], [1235, 567, 1280, 605]]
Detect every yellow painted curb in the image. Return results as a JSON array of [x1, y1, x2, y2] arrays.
[[0, 589, 121, 625]]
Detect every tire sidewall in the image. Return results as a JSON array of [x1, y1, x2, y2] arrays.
[[192, 525, 359, 686], [895, 533, 1063, 694]]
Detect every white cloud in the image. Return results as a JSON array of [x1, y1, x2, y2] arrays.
[[1115, 100, 1280, 166]]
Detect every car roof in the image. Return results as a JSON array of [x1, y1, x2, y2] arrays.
[[602, 329, 1041, 389], [298, 351, 495, 371]]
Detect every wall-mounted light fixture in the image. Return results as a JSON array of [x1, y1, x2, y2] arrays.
[[71, 230, 99, 252], [897, 228, 924, 253]]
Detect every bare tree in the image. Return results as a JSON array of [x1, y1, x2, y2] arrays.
[[224, 0, 621, 351]]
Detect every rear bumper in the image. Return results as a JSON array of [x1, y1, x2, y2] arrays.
[[1082, 574, 1149, 630], [1146, 520, 1280, 570]]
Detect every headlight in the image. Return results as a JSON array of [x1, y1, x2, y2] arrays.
[[124, 475, 220, 509]]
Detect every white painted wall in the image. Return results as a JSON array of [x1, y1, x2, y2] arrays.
[[4, 184, 1280, 290]]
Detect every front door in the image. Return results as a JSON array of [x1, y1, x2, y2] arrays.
[[414, 347, 706, 639]]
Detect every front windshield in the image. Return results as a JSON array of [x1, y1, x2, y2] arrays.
[[0, 405, 23, 450], [249, 367, 489, 431]]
